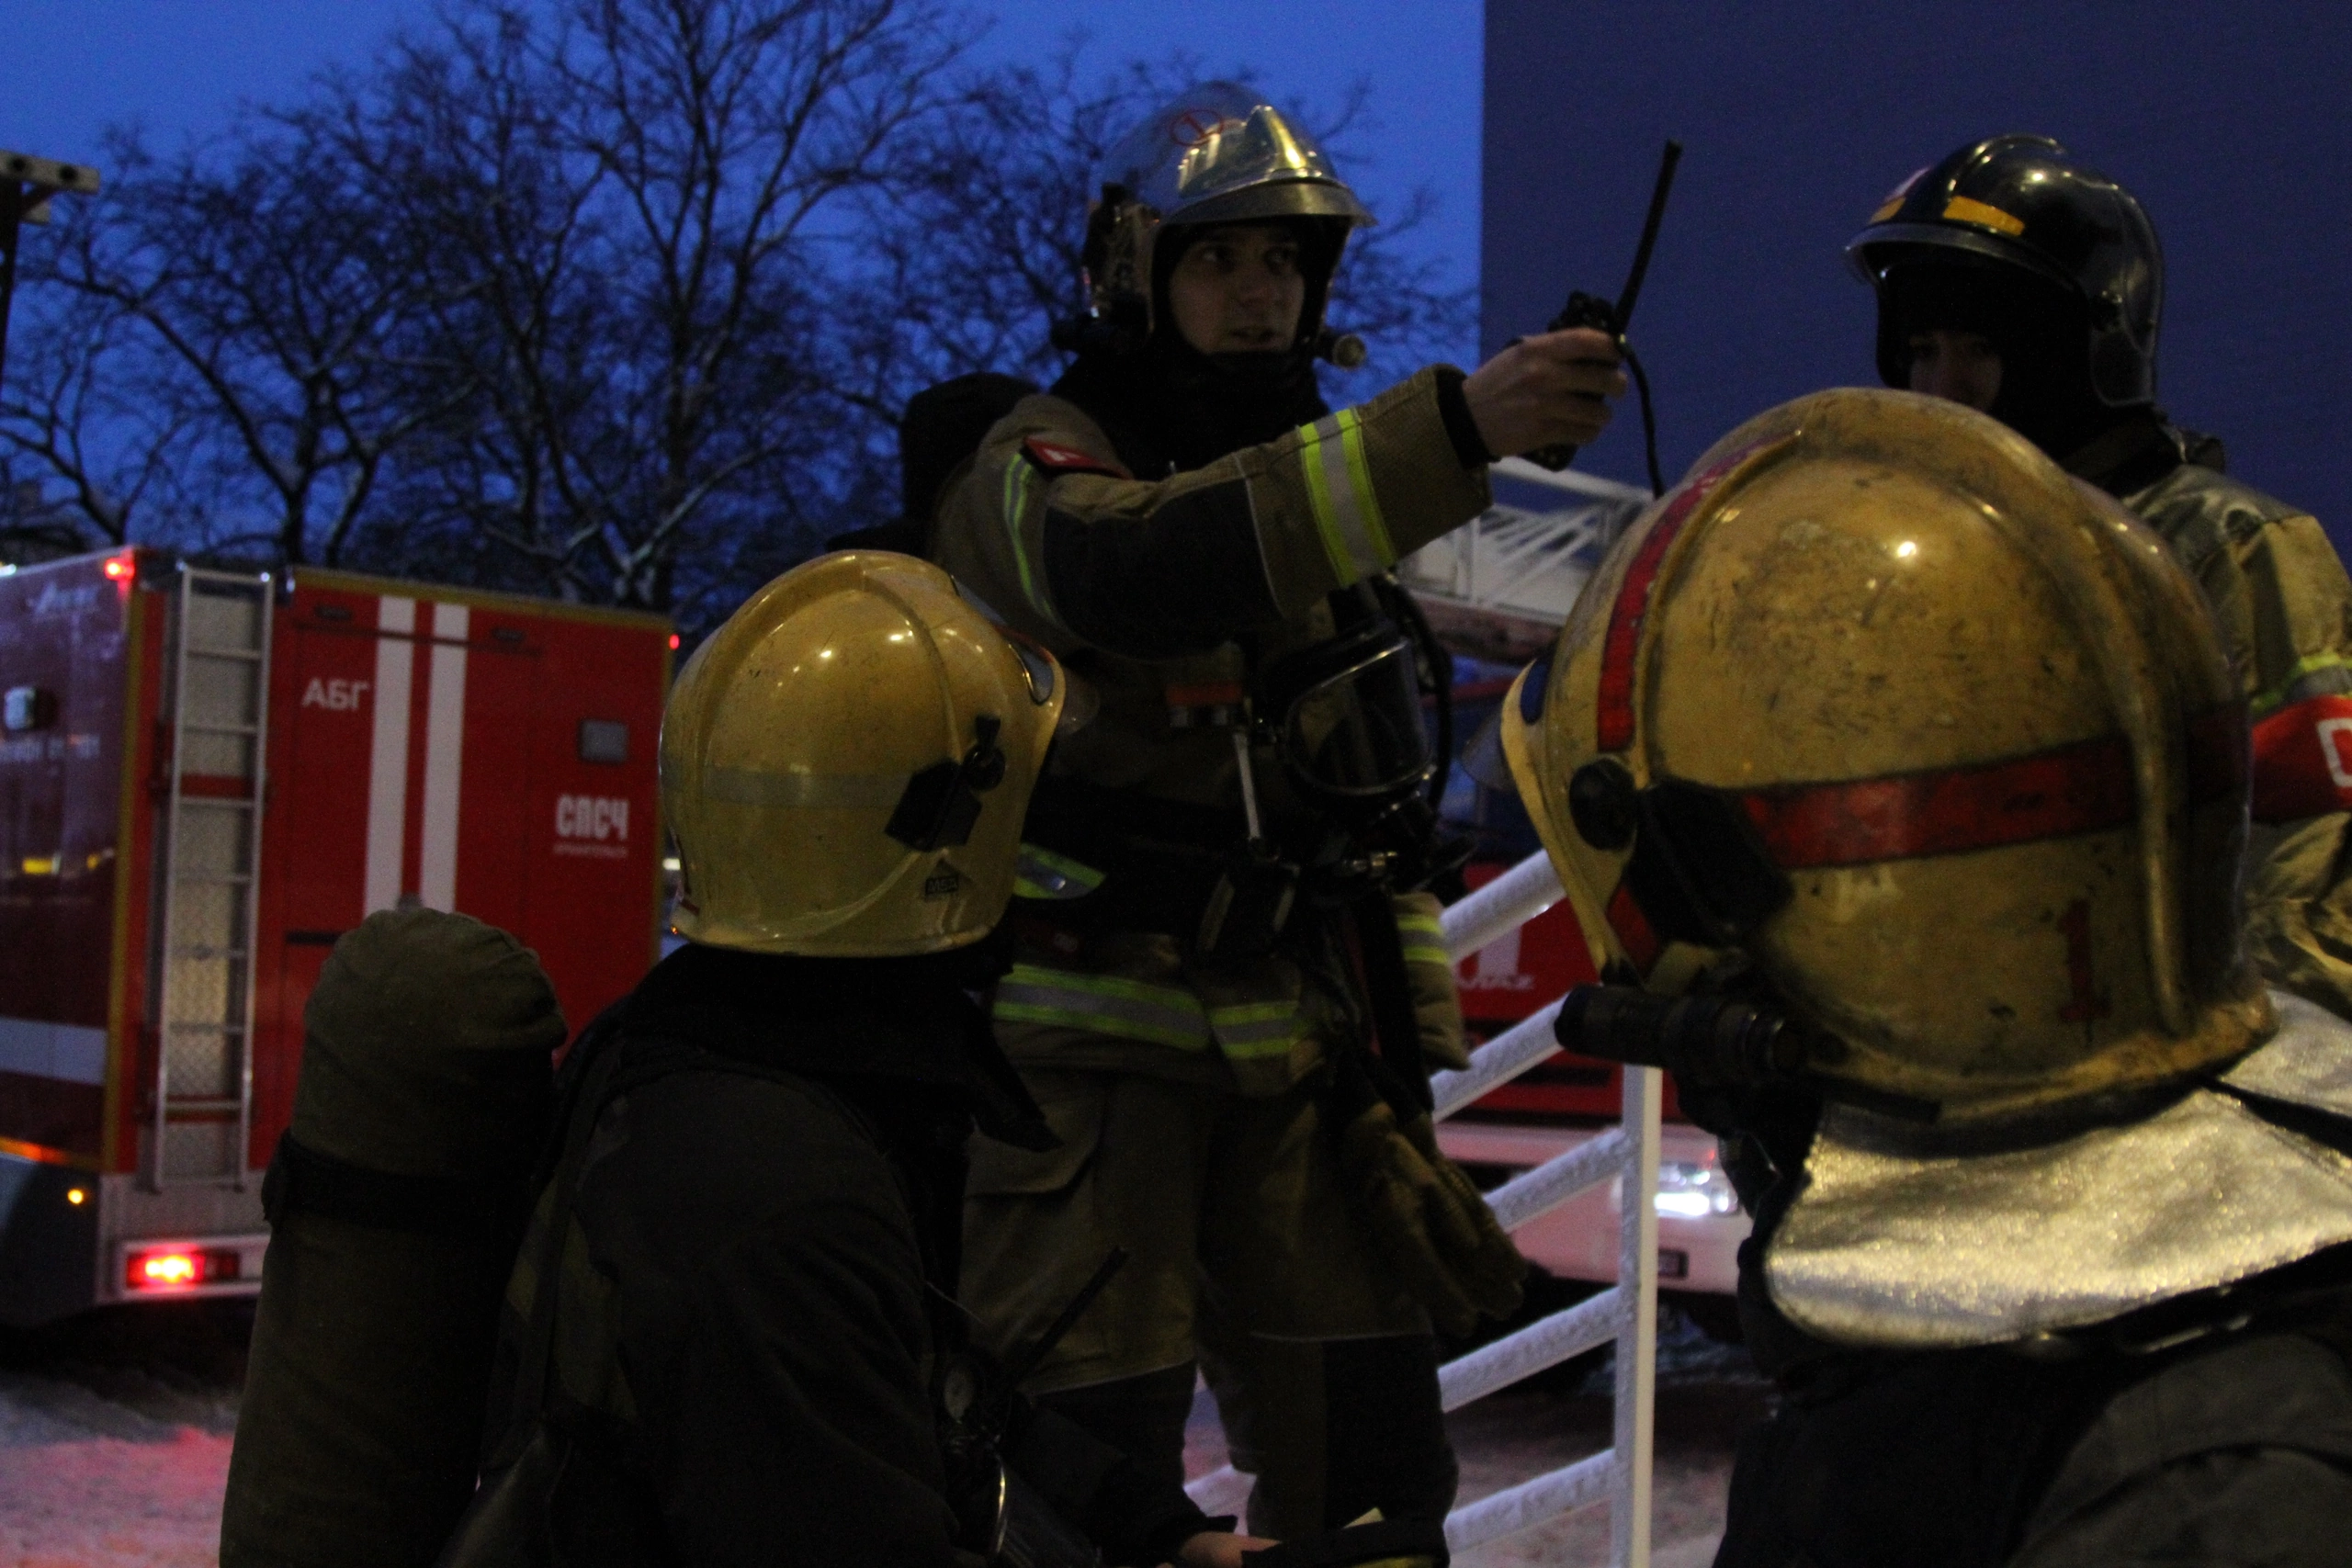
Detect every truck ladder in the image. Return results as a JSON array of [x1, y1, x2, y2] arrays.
[[147, 565, 274, 1190]]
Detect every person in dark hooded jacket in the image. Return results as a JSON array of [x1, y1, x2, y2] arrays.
[[453, 552, 1266, 1567]]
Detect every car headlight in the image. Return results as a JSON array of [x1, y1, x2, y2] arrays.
[[1654, 1158, 1740, 1218]]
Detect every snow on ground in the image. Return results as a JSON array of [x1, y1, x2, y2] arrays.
[[0, 1304, 242, 1568], [0, 1371, 235, 1568], [2, 1301, 1762, 1566]]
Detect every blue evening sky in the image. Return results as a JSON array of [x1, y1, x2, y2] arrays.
[[0, 0, 1484, 347]]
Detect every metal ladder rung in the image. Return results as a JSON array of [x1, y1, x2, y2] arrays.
[[151, 563, 273, 1195]]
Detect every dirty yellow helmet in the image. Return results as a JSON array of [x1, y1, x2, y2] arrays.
[[662, 552, 1063, 955], [1503, 388, 2269, 1124]]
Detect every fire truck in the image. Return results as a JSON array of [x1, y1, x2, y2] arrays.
[[0, 547, 671, 1325]]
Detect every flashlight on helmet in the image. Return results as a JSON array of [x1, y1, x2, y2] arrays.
[[1555, 985, 1805, 1090]]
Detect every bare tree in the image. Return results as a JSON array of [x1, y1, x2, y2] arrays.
[[0, 278, 190, 551], [3, 126, 473, 568], [331, 0, 974, 619]]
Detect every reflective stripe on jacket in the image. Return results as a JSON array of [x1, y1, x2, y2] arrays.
[[933, 369, 1486, 1092], [937, 368, 1487, 663]]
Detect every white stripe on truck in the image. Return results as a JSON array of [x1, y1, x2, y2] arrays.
[[365, 597, 415, 914], [418, 602, 469, 910], [0, 1015, 107, 1085]]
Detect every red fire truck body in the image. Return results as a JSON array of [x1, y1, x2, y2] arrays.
[[0, 547, 670, 1325], [1439, 862, 1749, 1295]]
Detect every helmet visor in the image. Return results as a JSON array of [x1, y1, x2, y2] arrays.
[[1280, 635, 1433, 799]]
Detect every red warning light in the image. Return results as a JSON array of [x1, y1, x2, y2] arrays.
[[125, 1245, 239, 1291], [103, 553, 135, 581], [135, 1251, 199, 1288], [668, 634, 682, 650]]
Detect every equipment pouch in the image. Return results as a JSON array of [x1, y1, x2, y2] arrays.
[[1195, 844, 1300, 962], [996, 1462, 1106, 1568]]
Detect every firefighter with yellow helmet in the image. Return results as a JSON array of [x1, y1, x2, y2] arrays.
[[926, 82, 1614, 1534], [1850, 136, 2352, 1020], [447, 552, 1268, 1565], [1506, 389, 2352, 1564]]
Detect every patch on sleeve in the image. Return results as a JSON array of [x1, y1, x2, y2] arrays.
[[2252, 694, 2352, 820], [1022, 436, 1130, 480]]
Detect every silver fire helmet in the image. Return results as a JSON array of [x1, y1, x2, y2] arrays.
[[1096, 81, 1374, 231], [1081, 83, 1374, 350]]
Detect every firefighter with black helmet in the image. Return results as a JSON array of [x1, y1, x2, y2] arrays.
[[927, 83, 1618, 1537], [441, 553, 1266, 1567], [1850, 135, 2352, 1018], [1508, 388, 2352, 1566]]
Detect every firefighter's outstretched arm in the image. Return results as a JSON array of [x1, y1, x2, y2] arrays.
[[938, 332, 1620, 661]]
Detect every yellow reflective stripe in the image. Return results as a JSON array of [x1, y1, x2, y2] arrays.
[[1207, 999, 1310, 1060], [1336, 408, 1396, 567], [1013, 843, 1104, 901], [994, 964, 1212, 1051], [1297, 415, 1356, 583], [1000, 457, 1056, 624], [1941, 195, 2025, 236], [1395, 907, 1447, 966], [2253, 650, 2352, 718]]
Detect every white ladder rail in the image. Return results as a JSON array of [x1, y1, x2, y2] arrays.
[[1184, 851, 1660, 1563]]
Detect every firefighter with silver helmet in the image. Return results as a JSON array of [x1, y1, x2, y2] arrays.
[[1507, 388, 2352, 1565], [442, 553, 1268, 1566], [1850, 135, 2352, 1020], [927, 83, 1618, 1536]]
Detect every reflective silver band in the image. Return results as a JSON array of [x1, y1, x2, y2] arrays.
[[699, 767, 910, 809]]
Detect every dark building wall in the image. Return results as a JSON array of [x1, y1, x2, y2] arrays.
[[1483, 1, 2352, 549]]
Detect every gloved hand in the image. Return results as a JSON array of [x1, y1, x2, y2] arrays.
[[1332, 1086, 1525, 1338], [1237, 1513, 1448, 1566], [1177, 1530, 1282, 1567]]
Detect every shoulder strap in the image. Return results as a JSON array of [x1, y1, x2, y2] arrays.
[[502, 1006, 637, 1440], [504, 1019, 877, 1434]]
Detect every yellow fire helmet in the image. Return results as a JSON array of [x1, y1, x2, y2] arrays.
[[1502, 387, 2271, 1127], [662, 552, 1064, 956]]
